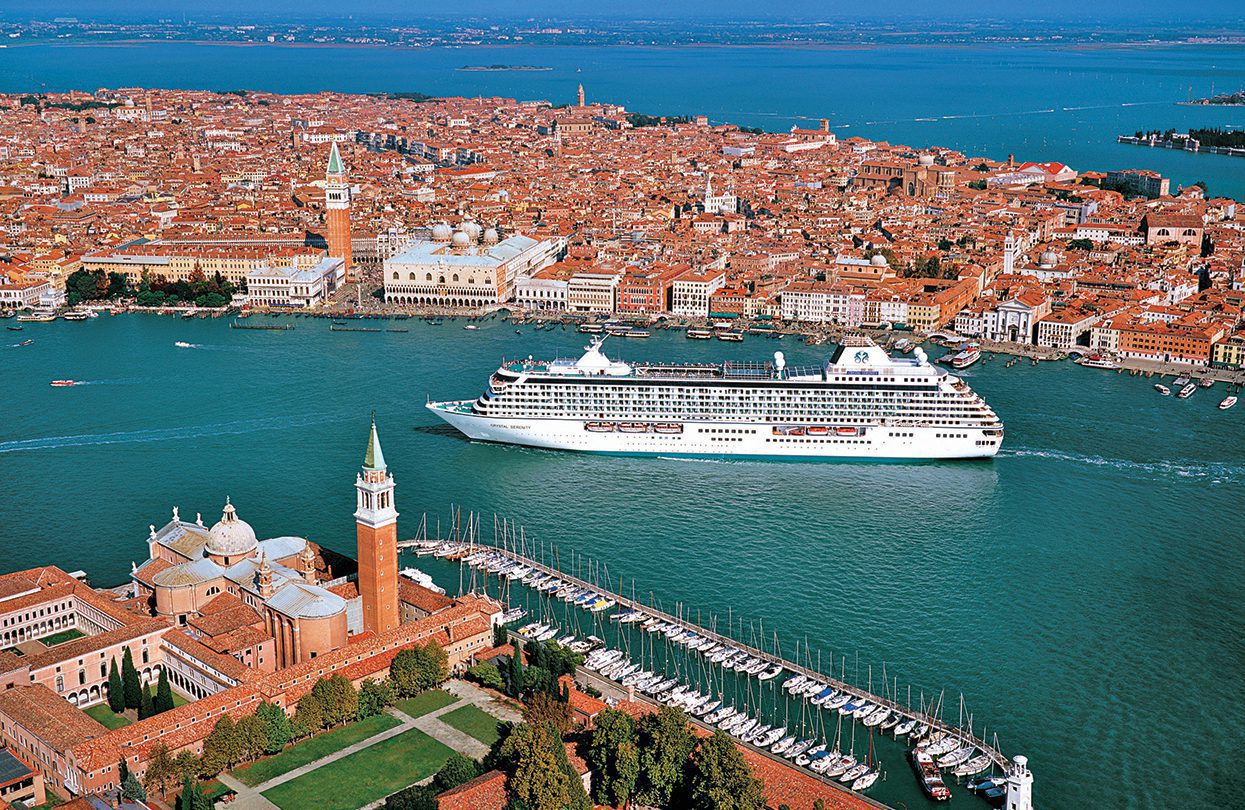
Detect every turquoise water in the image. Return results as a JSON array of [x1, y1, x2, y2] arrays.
[[2, 315, 1243, 808], [2, 42, 1245, 198]]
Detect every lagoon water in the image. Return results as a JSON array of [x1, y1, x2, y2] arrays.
[[2, 41, 1245, 197], [2, 315, 1243, 808]]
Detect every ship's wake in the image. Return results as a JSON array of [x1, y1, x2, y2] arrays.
[[0, 414, 338, 454], [999, 446, 1244, 484]]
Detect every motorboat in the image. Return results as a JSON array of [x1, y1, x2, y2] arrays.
[[49, 380, 78, 387], [1220, 396, 1238, 410], [1154, 384, 1171, 396], [851, 769, 879, 791], [912, 747, 951, 801], [1177, 382, 1197, 399]]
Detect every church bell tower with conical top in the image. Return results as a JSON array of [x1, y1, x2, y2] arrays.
[[355, 416, 399, 634], [325, 141, 353, 280]]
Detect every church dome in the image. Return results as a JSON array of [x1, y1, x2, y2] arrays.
[[206, 499, 258, 559], [870, 254, 889, 267], [918, 154, 935, 166], [1038, 250, 1058, 268], [460, 221, 482, 241], [451, 230, 472, 248], [483, 227, 499, 245], [431, 223, 453, 241]]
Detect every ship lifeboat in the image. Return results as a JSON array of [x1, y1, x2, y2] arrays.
[[617, 422, 650, 433], [806, 426, 829, 436], [836, 426, 860, 437], [787, 427, 805, 436], [585, 422, 615, 433], [653, 423, 683, 434]]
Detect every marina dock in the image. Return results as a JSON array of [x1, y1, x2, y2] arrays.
[[400, 526, 1014, 786], [229, 321, 294, 330]]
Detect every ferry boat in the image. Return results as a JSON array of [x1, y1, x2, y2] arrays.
[[716, 331, 745, 342], [1177, 383, 1197, 399], [426, 334, 1004, 459], [686, 328, 714, 340], [577, 323, 604, 334], [949, 347, 982, 370], [1076, 354, 1119, 370], [16, 310, 56, 322]]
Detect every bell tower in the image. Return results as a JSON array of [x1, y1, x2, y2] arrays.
[[355, 416, 399, 634], [325, 141, 353, 280]]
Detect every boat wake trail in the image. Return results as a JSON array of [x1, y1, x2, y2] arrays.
[[0, 414, 337, 455], [1000, 447, 1245, 484]]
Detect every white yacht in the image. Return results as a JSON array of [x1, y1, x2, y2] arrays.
[[427, 334, 1003, 459]]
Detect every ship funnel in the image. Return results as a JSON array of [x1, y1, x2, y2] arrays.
[[913, 347, 927, 365], [774, 351, 786, 378]]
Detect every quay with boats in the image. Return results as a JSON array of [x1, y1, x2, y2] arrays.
[[398, 513, 1030, 807]]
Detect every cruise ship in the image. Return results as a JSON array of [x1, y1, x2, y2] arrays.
[[427, 334, 1003, 459]]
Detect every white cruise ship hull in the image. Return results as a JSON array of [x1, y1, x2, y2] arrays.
[[427, 402, 1000, 460]]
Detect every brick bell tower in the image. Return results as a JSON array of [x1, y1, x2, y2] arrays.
[[355, 416, 399, 634], [325, 141, 353, 280]]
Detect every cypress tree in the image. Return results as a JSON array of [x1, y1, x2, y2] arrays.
[[507, 648, 524, 698], [155, 668, 174, 714], [121, 647, 142, 710], [107, 657, 125, 713], [140, 682, 155, 720]]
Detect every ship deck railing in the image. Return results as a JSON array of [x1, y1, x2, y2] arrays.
[[464, 539, 1012, 774]]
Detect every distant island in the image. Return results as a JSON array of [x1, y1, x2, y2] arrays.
[[1182, 90, 1245, 106], [457, 65, 552, 72]]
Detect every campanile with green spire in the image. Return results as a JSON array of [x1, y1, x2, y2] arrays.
[[355, 415, 399, 634]]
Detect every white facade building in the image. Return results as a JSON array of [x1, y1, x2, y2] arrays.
[[566, 273, 620, 314], [671, 270, 726, 318], [245, 257, 345, 308], [514, 275, 569, 311]]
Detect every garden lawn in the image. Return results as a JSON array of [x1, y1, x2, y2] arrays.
[[83, 704, 130, 730], [262, 728, 454, 810], [39, 629, 86, 646], [394, 689, 457, 718], [438, 704, 503, 746], [231, 713, 401, 787]]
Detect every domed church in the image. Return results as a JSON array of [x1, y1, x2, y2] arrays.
[[132, 497, 350, 670]]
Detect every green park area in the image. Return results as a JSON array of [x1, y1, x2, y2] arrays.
[[262, 728, 454, 810], [231, 712, 401, 787], [40, 629, 86, 646], [439, 703, 503, 746], [394, 689, 458, 718]]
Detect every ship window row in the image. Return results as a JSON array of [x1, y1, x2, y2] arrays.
[[766, 437, 871, 444], [699, 428, 758, 435]]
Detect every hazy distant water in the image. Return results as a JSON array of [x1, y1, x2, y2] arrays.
[[3, 316, 1244, 808], [2, 41, 1245, 197]]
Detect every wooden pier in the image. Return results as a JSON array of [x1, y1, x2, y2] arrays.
[[406, 535, 1012, 774]]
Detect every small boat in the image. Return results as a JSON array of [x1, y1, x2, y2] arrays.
[[835, 426, 860, 437], [950, 347, 982, 369], [1154, 384, 1171, 396], [464, 324, 480, 331], [805, 426, 829, 436], [968, 775, 1007, 792], [893, 718, 916, 737], [953, 753, 993, 777], [1198, 377, 1215, 388], [911, 747, 951, 801], [49, 380, 77, 387], [1220, 396, 1238, 410], [653, 423, 683, 434], [851, 769, 879, 791], [6, 325, 22, 331], [15, 339, 33, 346], [1076, 354, 1119, 370], [1173, 375, 1191, 386], [584, 422, 615, 433], [174, 341, 195, 348], [1177, 383, 1197, 399]]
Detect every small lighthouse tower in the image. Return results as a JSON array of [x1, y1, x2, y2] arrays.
[[1004, 755, 1034, 810]]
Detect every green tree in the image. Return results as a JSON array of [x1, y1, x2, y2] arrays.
[[937, 238, 953, 251], [968, 179, 988, 190], [521, 665, 551, 698], [122, 770, 147, 802], [177, 775, 201, 810], [587, 708, 639, 806], [433, 753, 482, 792], [173, 750, 200, 783], [813, 800, 826, 810], [635, 706, 696, 807], [466, 663, 505, 691], [236, 713, 268, 763], [312, 675, 358, 728], [293, 692, 324, 738], [551, 731, 591, 810], [139, 682, 155, 720], [107, 657, 125, 713], [523, 691, 573, 737], [121, 648, 142, 710], [358, 677, 395, 719], [685, 730, 765, 810], [144, 743, 176, 797], [155, 668, 174, 714], [200, 715, 240, 776], [390, 642, 449, 697], [1069, 238, 1094, 251], [507, 647, 524, 698], [255, 701, 292, 753], [384, 784, 438, 810], [502, 724, 574, 810]]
